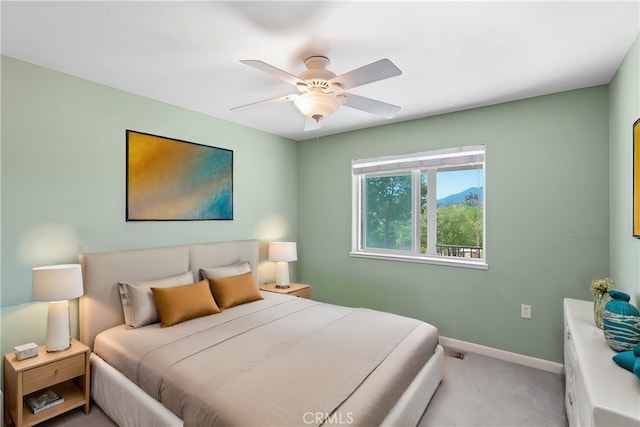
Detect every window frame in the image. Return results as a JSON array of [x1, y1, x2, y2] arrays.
[[351, 145, 487, 270]]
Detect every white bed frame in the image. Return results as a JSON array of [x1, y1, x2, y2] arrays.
[[79, 239, 443, 426]]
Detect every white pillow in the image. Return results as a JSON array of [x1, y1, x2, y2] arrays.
[[119, 271, 195, 328], [200, 261, 251, 280]]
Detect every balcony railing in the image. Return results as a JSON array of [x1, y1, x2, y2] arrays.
[[436, 244, 483, 258]]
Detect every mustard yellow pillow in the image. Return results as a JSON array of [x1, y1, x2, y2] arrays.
[[208, 272, 263, 309], [151, 279, 221, 327]]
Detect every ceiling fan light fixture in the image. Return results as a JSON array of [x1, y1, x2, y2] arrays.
[[293, 92, 342, 120], [236, 56, 403, 130]]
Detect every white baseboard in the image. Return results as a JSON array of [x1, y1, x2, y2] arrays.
[[439, 336, 564, 374]]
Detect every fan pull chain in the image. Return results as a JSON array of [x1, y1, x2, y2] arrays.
[[315, 116, 322, 141]]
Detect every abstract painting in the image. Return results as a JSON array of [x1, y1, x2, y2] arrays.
[[126, 130, 233, 220]]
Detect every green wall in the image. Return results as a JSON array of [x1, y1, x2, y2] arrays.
[[609, 34, 640, 305], [298, 86, 611, 363], [0, 56, 299, 355], [3, 35, 638, 366]]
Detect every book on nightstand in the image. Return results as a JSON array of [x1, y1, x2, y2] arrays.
[[25, 389, 64, 414]]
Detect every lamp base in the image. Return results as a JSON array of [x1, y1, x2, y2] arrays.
[[275, 261, 291, 289], [45, 301, 71, 352]]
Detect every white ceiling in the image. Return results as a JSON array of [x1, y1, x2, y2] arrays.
[[2, 1, 639, 141]]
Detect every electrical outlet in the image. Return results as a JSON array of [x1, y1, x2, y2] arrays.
[[521, 304, 532, 319]]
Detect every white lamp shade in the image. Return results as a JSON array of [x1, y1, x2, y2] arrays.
[[32, 264, 84, 302], [268, 242, 297, 262]]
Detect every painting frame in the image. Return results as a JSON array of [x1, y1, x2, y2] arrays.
[[126, 130, 233, 221], [634, 118, 640, 238]]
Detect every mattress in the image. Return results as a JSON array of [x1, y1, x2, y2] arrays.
[[94, 292, 439, 426]]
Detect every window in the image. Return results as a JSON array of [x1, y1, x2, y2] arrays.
[[351, 145, 486, 269]]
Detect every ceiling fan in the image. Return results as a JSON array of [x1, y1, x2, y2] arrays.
[[232, 56, 402, 130]]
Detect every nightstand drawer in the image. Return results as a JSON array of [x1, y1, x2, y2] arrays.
[[290, 287, 310, 298], [23, 354, 85, 394]]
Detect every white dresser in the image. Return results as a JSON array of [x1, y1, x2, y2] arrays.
[[564, 298, 640, 426]]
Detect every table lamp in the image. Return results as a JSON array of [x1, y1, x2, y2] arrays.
[[32, 264, 84, 352], [268, 242, 297, 289]]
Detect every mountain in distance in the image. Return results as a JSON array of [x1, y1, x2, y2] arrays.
[[437, 187, 483, 207]]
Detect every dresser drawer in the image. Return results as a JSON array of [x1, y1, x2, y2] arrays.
[[23, 354, 85, 394]]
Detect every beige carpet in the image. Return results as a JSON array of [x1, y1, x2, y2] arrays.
[[36, 353, 567, 427]]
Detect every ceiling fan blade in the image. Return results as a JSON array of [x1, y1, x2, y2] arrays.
[[240, 60, 308, 87], [304, 117, 321, 132], [342, 93, 401, 119], [329, 59, 402, 90], [231, 94, 297, 111]]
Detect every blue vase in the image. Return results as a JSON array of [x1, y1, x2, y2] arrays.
[[603, 290, 640, 351], [605, 290, 639, 316]]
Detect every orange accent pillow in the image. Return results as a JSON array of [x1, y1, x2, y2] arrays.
[[208, 272, 263, 309], [151, 279, 221, 327]]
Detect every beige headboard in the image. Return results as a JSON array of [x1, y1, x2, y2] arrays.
[[79, 239, 259, 350]]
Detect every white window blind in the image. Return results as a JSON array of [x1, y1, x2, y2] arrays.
[[352, 145, 485, 175]]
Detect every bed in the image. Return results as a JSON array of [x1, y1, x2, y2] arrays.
[[79, 239, 443, 426]]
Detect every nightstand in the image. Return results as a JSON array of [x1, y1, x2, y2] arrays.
[[260, 283, 310, 299], [4, 339, 90, 427]]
